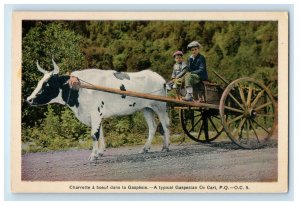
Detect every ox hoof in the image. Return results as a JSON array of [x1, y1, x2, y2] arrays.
[[139, 147, 150, 154], [161, 147, 170, 152], [97, 153, 104, 158], [88, 154, 98, 161]]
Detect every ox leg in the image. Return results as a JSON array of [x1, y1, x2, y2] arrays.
[[98, 124, 106, 156], [152, 105, 170, 152], [89, 115, 103, 161], [140, 108, 157, 154]]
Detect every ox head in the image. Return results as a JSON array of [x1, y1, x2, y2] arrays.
[[27, 59, 64, 106]]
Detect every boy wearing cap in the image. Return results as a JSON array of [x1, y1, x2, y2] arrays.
[[166, 51, 187, 90], [182, 41, 208, 101]]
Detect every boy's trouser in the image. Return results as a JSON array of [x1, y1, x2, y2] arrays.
[[184, 72, 200, 87]]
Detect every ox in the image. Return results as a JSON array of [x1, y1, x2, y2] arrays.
[[27, 60, 170, 161]]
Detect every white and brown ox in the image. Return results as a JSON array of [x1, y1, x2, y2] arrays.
[[27, 60, 170, 161]]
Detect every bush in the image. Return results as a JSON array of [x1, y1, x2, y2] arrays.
[[22, 105, 90, 152], [22, 22, 86, 127], [22, 107, 187, 152]]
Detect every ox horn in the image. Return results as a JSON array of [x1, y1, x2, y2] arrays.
[[36, 61, 47, 74], [52, 59, 60, 75]]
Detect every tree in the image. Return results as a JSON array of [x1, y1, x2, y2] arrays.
[[22, 22, 86, 127]]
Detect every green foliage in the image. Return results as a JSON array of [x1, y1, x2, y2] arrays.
[[22, 20, 278, 152], [22, 105, 90, 152], [103, 113, 148, 148], [22, 22, 86, 127]]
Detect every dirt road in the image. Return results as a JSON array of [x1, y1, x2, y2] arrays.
[[22, 141, 278, 182]]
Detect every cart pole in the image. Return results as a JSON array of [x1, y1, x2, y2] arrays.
[[79, 83, 220, 110]]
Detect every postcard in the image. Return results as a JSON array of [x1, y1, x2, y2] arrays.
[[11, 11, 288, 193]]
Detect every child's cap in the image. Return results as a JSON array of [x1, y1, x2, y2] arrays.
[[173, 51, 184, 58], [187, 41, 201, 49]]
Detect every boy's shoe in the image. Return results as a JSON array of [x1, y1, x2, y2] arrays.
[[182, 93, 193, 101]]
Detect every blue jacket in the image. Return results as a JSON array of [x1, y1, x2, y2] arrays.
[[187, 54, 208, 80]]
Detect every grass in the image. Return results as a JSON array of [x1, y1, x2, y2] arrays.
[[22, 126, 277, 154], [21, 132, 192, 154]]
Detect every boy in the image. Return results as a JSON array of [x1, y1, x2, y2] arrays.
[[182, 41, 208, 101], [166, 51, 187, 91]]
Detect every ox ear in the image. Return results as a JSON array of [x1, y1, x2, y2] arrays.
[[52, 59, 60, 75], [36, 61, 47, 74]]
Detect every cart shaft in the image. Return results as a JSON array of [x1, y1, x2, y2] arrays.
[[80, 83, 220, 110]]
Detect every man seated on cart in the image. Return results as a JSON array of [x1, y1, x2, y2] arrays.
[[182, 41, 209, 101]]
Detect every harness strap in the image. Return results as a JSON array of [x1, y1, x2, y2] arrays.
[[65, 88, 72, 106]]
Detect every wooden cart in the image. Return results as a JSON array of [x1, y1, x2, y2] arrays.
[[80, 71, 277, 149]]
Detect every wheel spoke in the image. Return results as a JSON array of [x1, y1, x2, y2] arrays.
[[246, 86, 253, 107], [224, 106, 244, 113], [254, 101, 273, 111], [212, 115, 221, 120], [188, 116, 202, 132], [204, 118, 209, 141], [252, 118, 270, 134], [194, 113, 202, 118], [237, 84, 247, 107], [251, 89, 265, 108], [228, 92, 245, 110], [233, 118, 246, 138], [255, 113, 274, 118], [226, 114, 244, 126], [245, 119, 250, 144], [249, 119, 260, 143], [208, 116, 220, 133], [197, 121, 204, 140]]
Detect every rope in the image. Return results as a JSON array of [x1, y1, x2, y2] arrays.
[[146, 87, 165, 94], [65, 77, 95, 106], [65, 88, 72, 106], [77, 78, 95, 87]]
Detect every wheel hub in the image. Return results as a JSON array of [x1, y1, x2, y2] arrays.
[[250, 109, 257, 118], [244, 108, 256, 119]]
